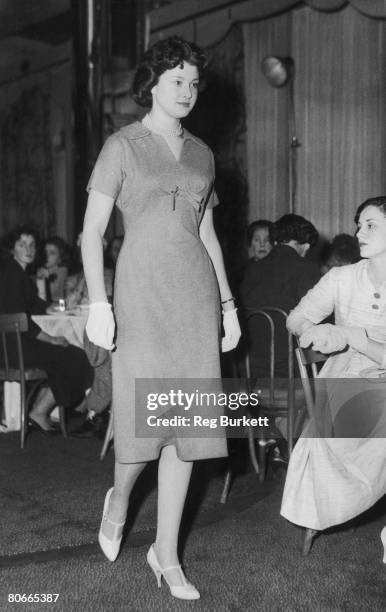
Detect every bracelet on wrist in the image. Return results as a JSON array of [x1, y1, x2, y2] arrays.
[[221, 297, 235, 305]]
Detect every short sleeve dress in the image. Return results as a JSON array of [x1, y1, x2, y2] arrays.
[[88, 122, 227, 463], [280, 261, 386, 530]]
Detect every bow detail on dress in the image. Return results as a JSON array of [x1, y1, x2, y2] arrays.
[[167, 186, 205, 212]]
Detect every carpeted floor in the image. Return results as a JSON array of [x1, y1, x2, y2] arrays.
[[0, 431, 385, 611]]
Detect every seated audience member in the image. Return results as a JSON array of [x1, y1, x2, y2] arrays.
[[0, 226, 93, 432], [71, 333, 111, 438], [37, 236, 70, 303], [321, 232, 361, 274], [66, 232, 113, 308], [247, 219, 275, 262], [240, 214, 320, 460], [281, 196, 386, 558], [105, 234, 123, 270], [241, 213, 320, 379]]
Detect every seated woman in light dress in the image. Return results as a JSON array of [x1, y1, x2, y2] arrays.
[[280, 196, 386, 560]]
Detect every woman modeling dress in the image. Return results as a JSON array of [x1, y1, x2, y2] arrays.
[[82, 36, 241, 600], [280, 196, 386, 558]]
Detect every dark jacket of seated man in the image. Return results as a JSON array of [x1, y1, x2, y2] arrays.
[[240, 214, 321, 379]]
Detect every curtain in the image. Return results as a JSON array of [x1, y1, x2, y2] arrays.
[[0, 84, 55, 236], [243, 12, 292, 223], [243, 4, 386, 237]]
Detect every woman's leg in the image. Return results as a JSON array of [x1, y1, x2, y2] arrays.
[[101, 460, 146, 540], [29, 386, 56, 429], [154, 445, 193, 578]]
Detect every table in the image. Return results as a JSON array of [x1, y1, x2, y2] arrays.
[[32, 313, 88, 349], [1, 312, 88, 432]]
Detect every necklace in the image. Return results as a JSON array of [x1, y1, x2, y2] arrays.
[[143, 113, 183, 138]]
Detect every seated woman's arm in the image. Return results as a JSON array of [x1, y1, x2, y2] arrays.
[[287, 268, 338, 336], [287, 268, 386, 366]]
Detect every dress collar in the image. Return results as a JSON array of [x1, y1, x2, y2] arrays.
[[119, 121, 207, 147]]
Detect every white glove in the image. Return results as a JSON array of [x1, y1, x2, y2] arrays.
[[299, 323, 347, 354], [85, 302, 115, 350], [221, 308, 241, 352]]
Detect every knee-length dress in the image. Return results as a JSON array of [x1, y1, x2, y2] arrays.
[[88, 122, 227, 463], [280, 260, 386, 530]]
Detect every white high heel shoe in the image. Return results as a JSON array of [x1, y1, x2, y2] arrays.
[[381, 526, 386, 563], [98, 488, 125, 562], [147, 544, 200, 600]]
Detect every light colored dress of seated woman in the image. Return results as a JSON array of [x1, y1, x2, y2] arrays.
[[280, 196, 386, 560]]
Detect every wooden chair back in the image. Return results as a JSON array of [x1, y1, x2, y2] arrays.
[[0, 313, 28, 381], [245, 307, 297, 446], [0, 312, 64, 448], [295, 344, 328, 419]]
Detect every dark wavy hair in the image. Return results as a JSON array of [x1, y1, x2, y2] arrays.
[[132, 36, 207, 107], [246, 220, 275, 247], [275, 214, 318, 247], [322, 233, 361, 268], [354, 196, 386, 224], [1, 225, 39, 252], [44, 236, 71, 267]]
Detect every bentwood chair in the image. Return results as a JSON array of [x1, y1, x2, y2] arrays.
[[295, 344, 328, 555], [245, 308, 307, 483], [220, 308, 306, 502], [0, 313, 67, 448]]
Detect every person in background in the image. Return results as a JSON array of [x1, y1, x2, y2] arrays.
[[321, 232, 361, 274], [241, 213, 320, 378], [105, 235, 124, 271], [240, 214, 320, 463], [36, 236, 70, 303], [0, 226, 93, 432], [247, 219, 275, 262], [65, 232, 113, 308]]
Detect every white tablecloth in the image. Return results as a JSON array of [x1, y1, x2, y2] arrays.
[[31, 313, 88, 348]]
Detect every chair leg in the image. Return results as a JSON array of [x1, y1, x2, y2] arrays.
[[220, 465, 232, 504], [258, 441, 267, 483], [248, 425, 260, 475], [302, 528, 318, 556], [100, 410, 113, 461], [20, 384, 27, 450], [59, 406, 67, 438]]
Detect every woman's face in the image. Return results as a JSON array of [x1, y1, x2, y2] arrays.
[[251, 227, 273, 260], [151, 62, 199, 119], [45, 243, 60, 268], [13, 233, 36, 269], [356, 205, 386, 260]]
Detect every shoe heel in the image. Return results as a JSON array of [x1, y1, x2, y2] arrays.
[[154, 569, 162, 588], [98, 488, 125, 562], [381, 526, 386, 563], [147, 544, 162, 587], [146, 544, 200, 600]]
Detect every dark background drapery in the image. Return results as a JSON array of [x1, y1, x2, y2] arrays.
[[1, 83, 55, 236]]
